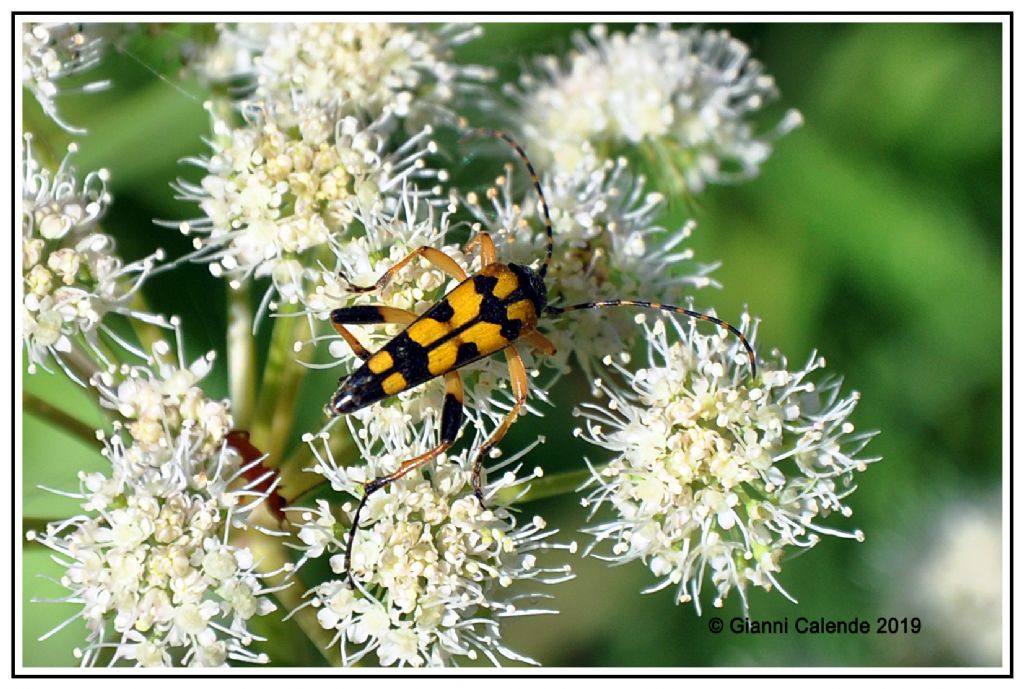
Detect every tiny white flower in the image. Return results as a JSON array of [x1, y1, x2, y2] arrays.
[[577, 313, 878, 614], [89, 336, 230, 465], [173, 601, 214, 637], [379, 627, 422, 667], [191, 640, 229, 668], [202, 545, 239, 581], [119, 632, 170, 667]]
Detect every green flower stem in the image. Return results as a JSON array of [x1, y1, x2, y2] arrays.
[[227, 285, 257, 429], [498, 465, 599, 506], [250, 303, 311, 466], [243, 526, 341, 667], [23, 392, 99, 447], [61, 343, 103, 389]]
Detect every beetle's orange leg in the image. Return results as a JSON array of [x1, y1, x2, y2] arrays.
[[521, 330, 557, 357], [464, 230, 498, 267], [330, 305, 418, 361], [471, 345, 529, 506], [344, 371, 465, 584], [339, 246, 467, 294]]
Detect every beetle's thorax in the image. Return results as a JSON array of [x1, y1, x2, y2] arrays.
[[507, 262, 547, 315]]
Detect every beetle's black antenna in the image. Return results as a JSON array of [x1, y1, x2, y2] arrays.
[[343, 489, 372, 585], [460, 127, 555, 280], [547, 300, 758, 379]]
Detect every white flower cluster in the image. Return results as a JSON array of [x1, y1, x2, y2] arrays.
[[577, 315, 878, 613], [290, 429, 574, 667], [200, 22, 493, 128], [22, 136, 164, 376], [509, 25, 802, 192], [89, 335, 233, 463], [30, 342, 281, 667], [464, 145, 716, 376], [178, 22, 496, 309], [175, 107, 442, 305], [21, 22, 110, 133]]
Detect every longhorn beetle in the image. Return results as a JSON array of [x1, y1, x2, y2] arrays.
[[327, 128, 757, 583]]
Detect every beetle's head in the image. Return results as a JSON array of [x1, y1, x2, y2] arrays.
[[326, 374, 356, 416]]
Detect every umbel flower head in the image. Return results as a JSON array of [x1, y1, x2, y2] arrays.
[[290, 424, 574, 667], [198, 22, 493, 128], [576, 314, 878, 613], [463, 144, 716, 377], [29, 338, 281, 667], [508, 24, 803, 193], [89, 333, 233, 463], [173, 102, 444, 308], [22, 135, 165, 377], [21, 22, 110, 133]]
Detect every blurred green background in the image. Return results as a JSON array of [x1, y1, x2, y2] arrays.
[[22, 22, 1003, 667]]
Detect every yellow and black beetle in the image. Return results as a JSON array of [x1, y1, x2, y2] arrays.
[[327, 129, 756, 581]]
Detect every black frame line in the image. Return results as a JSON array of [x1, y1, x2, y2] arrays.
[[11, 10, 1014, 679]]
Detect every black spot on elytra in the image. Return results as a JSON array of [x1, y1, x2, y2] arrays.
[[471, 273, 508, 326], [427, 299, 455, 322], [478, 293, 507, 324], [332, 367, 385, 413], [473, 274, 499, 295], [456, 341, 480, 366]]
